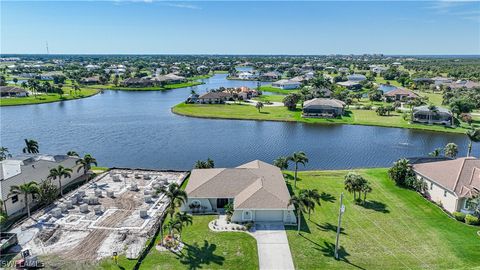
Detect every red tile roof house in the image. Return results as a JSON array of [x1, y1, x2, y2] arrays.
[[180, 160, 297, 224], [383, 87, 419, 102], [412, 158, 480, 214]]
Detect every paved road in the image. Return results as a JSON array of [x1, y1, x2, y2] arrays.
[[250, 222, 295, 270]]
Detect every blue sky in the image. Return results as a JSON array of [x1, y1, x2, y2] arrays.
[[1, 1, 479, 55]]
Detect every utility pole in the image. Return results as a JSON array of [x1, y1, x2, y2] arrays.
[[335, 192, 345, 260]]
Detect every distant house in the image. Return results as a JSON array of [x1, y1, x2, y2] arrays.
[[197, 92, 232, 104], [371, 66, 388, 74], [122, 78, 154, 87], [260, 71, 280, 81], [181, 160, 296, 224], [336, 81, 362, 90], [155, 73, 186, 84], [412, 105, 453, 126], [80, 77, 100, 85], [0, 86, 29, 98], [431, 77, 453, 85], [85, 64, 100, 71], [0, 154, 83, 215], [302, 98, 346, 118], [338, 67, 349, 73], [412, 157, 480, 214], [413, 78, 434, 85], [383, 87, 419, 102], [272, 79, 301, 90], [443, 80, 480, 90], [237, 72, 257, 80], [347, 74, 366, 82]]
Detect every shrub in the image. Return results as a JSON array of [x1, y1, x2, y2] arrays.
[[465, 214, 480, 225], [452, 211, 466, 222], [245, 221, 253, 231], [363, 105, 372, 110]]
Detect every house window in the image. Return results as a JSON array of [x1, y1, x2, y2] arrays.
[[444, 190, 447, 197], [430, 182, 434, 190], [11, 195, 18, 203]]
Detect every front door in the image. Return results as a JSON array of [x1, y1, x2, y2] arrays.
[[217, 198, 229, 209]]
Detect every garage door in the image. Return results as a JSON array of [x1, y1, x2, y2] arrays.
[[255, 210, 284, 222]]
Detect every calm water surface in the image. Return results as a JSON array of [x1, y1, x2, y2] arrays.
[[0, 74, 473, 170]]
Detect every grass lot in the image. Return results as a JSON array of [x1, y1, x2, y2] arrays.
[[252, 94, 286, 103], [375, 76, 402, 87], [88, 81, 203, 91], [259, 85, 300, 95], [421, 91, 444, 106], [285, 169, 480, 270], [100, 215, 258, 270], [172, 103, 480, 134], [0, 87, 99, 106]]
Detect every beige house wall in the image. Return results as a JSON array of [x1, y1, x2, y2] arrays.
[[416, 175, 459, 213]]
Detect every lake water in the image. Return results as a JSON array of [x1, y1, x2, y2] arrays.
[[0, 74, 473, 170]]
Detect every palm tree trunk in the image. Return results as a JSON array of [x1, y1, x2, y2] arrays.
[[294, 163, 298, 188], [468, 141, 472, 157], [59, 178, 63, 197], [297, 211, 301, 234]]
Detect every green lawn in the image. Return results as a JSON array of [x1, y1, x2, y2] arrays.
[[100, 215, 258, 270], [252, 94, 286, 103], [172, 103, 479, 134], [375, 76, 402, 87], [285, 169, 480, 270], [259, 85, 300, 95], [0, 87, 99, 106]]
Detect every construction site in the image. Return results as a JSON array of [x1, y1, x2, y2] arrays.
[[11, 168, 188, 263]]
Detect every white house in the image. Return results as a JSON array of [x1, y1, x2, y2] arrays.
[[272, 79, 301, 90], [237, 71, 258, 80], [0, 154, 84, 216], [85, 64, 100, 71], [412, 157, 480, 214], [181, 160, 297, 224]]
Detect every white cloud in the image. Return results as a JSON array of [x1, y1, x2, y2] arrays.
[[163, 2, 201, 9]]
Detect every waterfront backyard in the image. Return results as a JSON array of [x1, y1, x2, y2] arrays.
[[285, 169, 480, 270], [173, 102, 480, 134]]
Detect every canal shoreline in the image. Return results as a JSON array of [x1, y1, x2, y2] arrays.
[[171, 104, 468, 135]]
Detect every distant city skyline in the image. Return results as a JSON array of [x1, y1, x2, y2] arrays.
[[1, 1, 479, 55]]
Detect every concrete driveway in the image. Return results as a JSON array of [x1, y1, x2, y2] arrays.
[[250, 222, 295, 270]]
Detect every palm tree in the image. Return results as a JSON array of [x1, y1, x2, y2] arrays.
[[0, 147, 12, 161], [344, 173, 358, 200], [466, 128, 480, 157], [428, 148, 442, 157], [444, 143, 459, 158], [9, 181, 39, 218], [288, 193, 311, 234], [361, 182, 372, 203], [288, 152, 309, 188], [255, 101, 264, 113], [48, 165, 72, 197], [72, 84, 80, 96], [299, 189, 321, 220], [175, 212, 193, 239], [22, 139, 39, 154], [156, 183, 188, 218], [76, 154, 98, 177], [163, 217, 183, 239], [273, 156, 289, 170], [67, 151, 79, 157]]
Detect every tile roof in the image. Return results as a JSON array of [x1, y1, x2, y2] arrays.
[[186, 160, 293, 210], [413, 157, 480, 198]]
